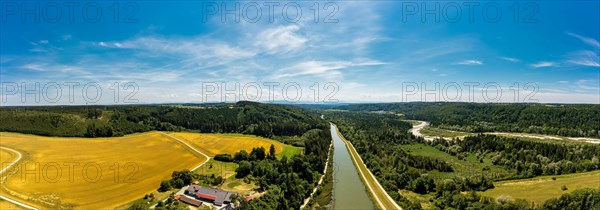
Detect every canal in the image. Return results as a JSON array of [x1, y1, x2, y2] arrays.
[[331, 124, 375, 210]]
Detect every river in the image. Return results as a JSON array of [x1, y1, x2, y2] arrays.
[[331, 124, 375, 210]]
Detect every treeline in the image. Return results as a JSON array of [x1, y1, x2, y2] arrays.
[[325, 111, 476, 208], [0, 101, 327, 140], [429, 135, 600, 178], [324, 110, 600, 209], [227, 129, 330, 209], [335, 102, 600, 137]]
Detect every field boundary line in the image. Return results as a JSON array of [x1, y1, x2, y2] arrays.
[[160, 132, 210, 171], [0, 146, 38, 210], [333, 124, 403, 210]]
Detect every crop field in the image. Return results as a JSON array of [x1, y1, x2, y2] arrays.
[[0, 132, 206, 209], [1, 148, 19, 170], [480, 170, 600, 205], [0, 199, 24, 210], [169, 132, 301, 158]]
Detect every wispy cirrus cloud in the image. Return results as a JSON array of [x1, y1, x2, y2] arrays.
[[531, 61, 558, 68], [566, 50, 600, 67], [273, 60, 387, 79], [500, 57, 520, 62], [567, 32, 600, 49], [455, 60, 483, 65], [254, 25, 307, 55]]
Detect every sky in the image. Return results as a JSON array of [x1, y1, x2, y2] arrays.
[[1, 0, 599, 105]]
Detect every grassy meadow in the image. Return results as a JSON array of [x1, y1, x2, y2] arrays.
[[480, 170, 600, 205], [0, 132, 206, 209], [400, 144, 514, 180]]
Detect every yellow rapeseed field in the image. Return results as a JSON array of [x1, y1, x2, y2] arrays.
[[169, 132, 295, 157], [0, 132, 206, 209]]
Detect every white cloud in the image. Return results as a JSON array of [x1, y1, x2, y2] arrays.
[[39, 40, 49, 44], [567, 32, 600, 49], [531, 61, 558, 68], [456, 60, 483, 65], [566, 50, 600, 67], [500, 57, 520, 62], [274, 60, 386, 79], [254, 25, 307, 54]]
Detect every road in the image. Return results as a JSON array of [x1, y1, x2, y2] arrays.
[[0, 146, 38, 210], [149, 133, 212, 209], [161, 132, 211, 171], [333, 124, 403, 210]]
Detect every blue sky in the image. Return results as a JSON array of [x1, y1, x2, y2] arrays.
[[1, 1, 599, 105]]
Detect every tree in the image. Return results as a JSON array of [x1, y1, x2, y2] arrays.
[[235, 150, 250, 161], [269, 144, 276, 160], [171, 179, 185, 188], [236, 161, 252, 178], [171, 170, 193, 185], [250, 147, 266, 160], [158, 180, 171, 192]]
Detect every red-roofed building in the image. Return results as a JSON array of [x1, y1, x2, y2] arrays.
[[196, 193, 217, 201]]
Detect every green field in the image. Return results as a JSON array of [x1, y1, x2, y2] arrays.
[[480, 170, 600, 205], [419, 126, 470, 138], [400, 144, 514, 180]]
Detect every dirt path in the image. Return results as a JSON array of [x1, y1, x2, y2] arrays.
[[0, 146, 38, 210], [300, 141, 333, 209], [161, 132, 211, 171]]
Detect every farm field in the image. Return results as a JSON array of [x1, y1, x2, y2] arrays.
[[0, 132, 206, 209], [1, 148, 19, 169], [169, 132, 301, 158], [480, 170, 600, 205], [0, 199, 25, 210]]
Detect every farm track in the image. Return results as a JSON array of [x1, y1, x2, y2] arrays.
[[0, 146, 38, 210]]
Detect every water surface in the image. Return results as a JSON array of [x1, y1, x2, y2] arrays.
[[331, 124, 375, 210]]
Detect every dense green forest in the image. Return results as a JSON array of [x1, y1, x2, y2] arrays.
[[331, 102, 600, 138], [325, 110, 600, 209], [0, 102, 326, 143]]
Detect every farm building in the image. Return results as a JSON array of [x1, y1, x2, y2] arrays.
[[175, 195, 202, 207], [186, 185, 237, 206]]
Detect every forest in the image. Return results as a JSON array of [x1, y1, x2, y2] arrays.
[[331, 102, 600, 138], [324, 110, 600, 209], [0, 101, 327, 141]]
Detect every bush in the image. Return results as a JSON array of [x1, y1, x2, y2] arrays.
[[214, 154, 233, 162], [158, 180, 171, 192]]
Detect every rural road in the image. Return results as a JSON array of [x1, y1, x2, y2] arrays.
[[161, 132, 211, 171], [149, 133, 213, 209], [333, 124, 403, 210], [0, 146, 38, 210]]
